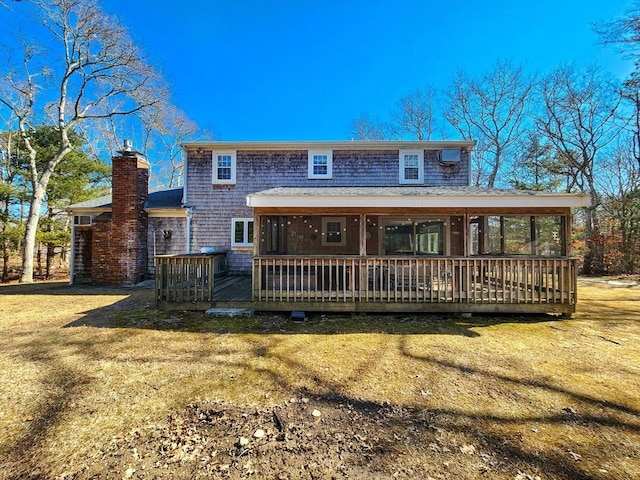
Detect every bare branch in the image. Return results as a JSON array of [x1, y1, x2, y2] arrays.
[[390, 86, 438, 140], [443, 60, 535, 188], [348, 113, 390, 140], [536, 64, 625, 273]]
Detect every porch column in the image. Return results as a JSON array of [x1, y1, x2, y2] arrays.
[[359, 213, 367, 297], [359, 214, 367, 257], [253, 213, 261, 256], [463, 211, 468, 257]]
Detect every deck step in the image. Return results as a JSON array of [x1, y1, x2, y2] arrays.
[[205, 307, 254, 318]]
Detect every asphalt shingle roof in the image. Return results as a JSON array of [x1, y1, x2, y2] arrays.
[[247, 186, 591, 208], [68, 188, 184, 210], [251, 186, 547, 197]]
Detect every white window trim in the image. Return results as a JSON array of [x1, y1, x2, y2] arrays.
[[398, 149, 424, 185], [212, 151, 237, 185], [322, 216, 346, 246], [308, 150, 333, 179], [73, 214, 92, 225], [231, 217, 253, 248]]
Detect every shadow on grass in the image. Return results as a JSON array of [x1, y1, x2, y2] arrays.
[[2, 281, 639, 479], [66, 304, 561, 337], [0, 280, 149, 295], [2, 282, 569, 337], [0, 333, 93, 478], [229, 335, 640, 480]]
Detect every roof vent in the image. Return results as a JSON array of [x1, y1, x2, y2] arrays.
[[440, 149, 461, 164], [123, 139, 133, 151]]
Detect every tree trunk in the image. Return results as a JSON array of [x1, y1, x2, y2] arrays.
[[46, 242, 55, 279], [1, 202, 8, 282], [487, 151, 501, 188], [1, 238, 8, 283], [582, 206, 594, 275], [19, 183, 45, 283]]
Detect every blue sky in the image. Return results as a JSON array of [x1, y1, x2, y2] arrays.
[[34, 1, 640, 140]]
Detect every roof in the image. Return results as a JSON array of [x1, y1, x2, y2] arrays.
[[246, 186, 592, 209], [147, 188, 184, 209], [182, 140, 476, 152], [68, 194, 112, 210], [67, 188, 184, 212]]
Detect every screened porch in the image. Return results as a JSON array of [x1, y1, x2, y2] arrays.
[[243, 186, 590, 314], [249, 210, 576, 314]]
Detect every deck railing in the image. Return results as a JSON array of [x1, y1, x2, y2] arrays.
[[253, 256, 577, 307], [155, 252, 228, 306], [154, 254, 577, 312]]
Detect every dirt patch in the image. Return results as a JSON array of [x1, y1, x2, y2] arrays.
[[89, 393, 533, 480]]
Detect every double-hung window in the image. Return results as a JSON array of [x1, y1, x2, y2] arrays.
[[322, 217, 346, 246], [231, 218, 254, 247], [308, 150, 333, 179], [399, 150, 424, 184], [212, 151, 236, 185]]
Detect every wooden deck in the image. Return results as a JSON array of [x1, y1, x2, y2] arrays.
[[251, 256, 577, 314], [214, 275, 252, 302], [156, 255, 577, 315]]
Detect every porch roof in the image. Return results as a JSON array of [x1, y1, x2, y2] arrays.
[[246, 186, 591, 209]]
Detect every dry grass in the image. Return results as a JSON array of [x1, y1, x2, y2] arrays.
[[0, 278, 638, 479]]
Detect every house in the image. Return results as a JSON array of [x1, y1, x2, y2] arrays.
[[68, 140, 590, 315], [68, 148, 187, 285]]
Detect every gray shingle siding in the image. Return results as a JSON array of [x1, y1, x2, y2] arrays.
[[186, 148, 470, 273], [148, 217, 187, 272]]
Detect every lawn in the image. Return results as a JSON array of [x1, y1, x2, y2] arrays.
[[0, 279, 638, 479]]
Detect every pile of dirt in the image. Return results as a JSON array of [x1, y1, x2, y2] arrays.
[[78, 392, 537, 480]]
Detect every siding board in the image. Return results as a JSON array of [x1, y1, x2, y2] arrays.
[[187, 148, 470, 273]]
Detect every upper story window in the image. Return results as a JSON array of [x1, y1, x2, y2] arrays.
[[308, 150, 333, 179], [212, 151, 236, 185], [399, 150, 424, 184]]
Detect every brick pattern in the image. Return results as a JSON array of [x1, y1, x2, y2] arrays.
[[90, 212, 116, 284], [186, 148, 470, 273], [91, 153, 149, 285], [72, 227, 93, 283]]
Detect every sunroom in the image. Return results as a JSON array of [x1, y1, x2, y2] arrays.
[[246, 186, 591, 315]]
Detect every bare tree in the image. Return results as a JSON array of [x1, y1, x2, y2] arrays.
[[597, 136, 640, 272], [154, 104, 198, 187], [444, 60, 535, 187], [85, 102, 198, 187], [536, 64, 624, 274], [596, 9, 640, 172], [348, 113, 390, 140], [390, 86, 438, 140], [596, 6, 640, 89], [619, 88, 640, 173], [0, 0, 167, 282]]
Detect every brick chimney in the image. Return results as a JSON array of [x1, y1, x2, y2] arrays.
[[91, 142, 149, 285]]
